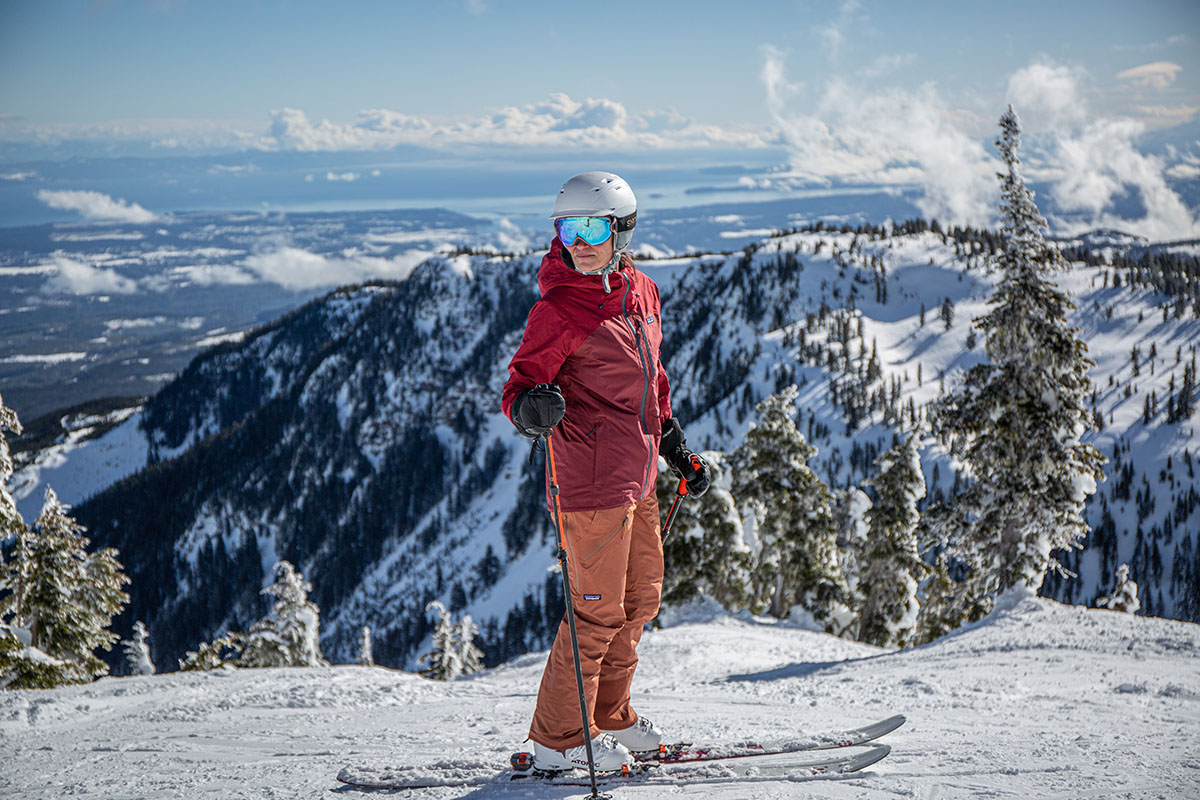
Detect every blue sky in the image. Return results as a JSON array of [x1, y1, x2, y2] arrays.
[[2, 0, 1195, 132], [1, 1, 1198, 238]]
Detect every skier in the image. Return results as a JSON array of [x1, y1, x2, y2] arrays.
[[501, 171, 710, 772]]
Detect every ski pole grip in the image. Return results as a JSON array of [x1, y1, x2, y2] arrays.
[[677, 454, 703, 496]]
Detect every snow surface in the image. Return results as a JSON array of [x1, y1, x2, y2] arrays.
[[11, 409, 149, 523], [2, 595, 1197, 799]]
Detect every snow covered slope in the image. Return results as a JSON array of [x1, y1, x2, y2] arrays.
[[2, 594, 1196, 799], [13, 222, 1200, 674]]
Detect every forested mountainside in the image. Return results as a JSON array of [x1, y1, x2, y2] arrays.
[[75, 223, 1200, 671]]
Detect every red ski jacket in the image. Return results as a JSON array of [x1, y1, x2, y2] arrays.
[[502, 239, 671, 512]]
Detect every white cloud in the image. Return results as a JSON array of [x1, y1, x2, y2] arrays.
[[1116, 61, 1183, 91], [37, 189, 157, 223], [241, 245, 433, 290], [1132, 104, 1199, 126], [1007, 60, 1089, 129], [1004, 60, 1200, 240], [325, 171, 360, 182], [1050, 116, 1199, 240], [207, 163, 259, 175], [818, 0, 860, 60], [258, 96, 766, 152], [759, 44, 1200, 240], [43, 255, 138, 295], [761, 48, 996, 226], [0, 171, 36, 181]]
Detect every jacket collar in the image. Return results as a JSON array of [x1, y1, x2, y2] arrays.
[[538, 238, 628, 296]]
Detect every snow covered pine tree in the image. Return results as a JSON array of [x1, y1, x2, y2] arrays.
[[1, 484, 129, 688], [1098, 563, 1141, 614], [857, 435, 926, 647], [122, 620, 155, 676], [358, 625, 374, 667], [930, 105, 1105, 609], [420, 600, 460, 680], [658, 452, 753, 612], [0, 394, 72, 690], [420, 601, 483, 680], [732, 385, 849, 626], [241, 561, 327, 668], [456, 614, 483, 676]]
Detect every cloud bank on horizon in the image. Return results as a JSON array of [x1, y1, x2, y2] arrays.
[[757, 46, 1199, 240], [10, 11, 1197, 242]]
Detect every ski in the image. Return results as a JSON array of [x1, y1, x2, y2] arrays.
[[634, 712, 906, 764], [335, 744, 891, 790]]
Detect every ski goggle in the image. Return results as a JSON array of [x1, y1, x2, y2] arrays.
[[554, 216, 614, 247]]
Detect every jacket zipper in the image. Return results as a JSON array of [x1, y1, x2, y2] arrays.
[[619, 273, 657, 498]]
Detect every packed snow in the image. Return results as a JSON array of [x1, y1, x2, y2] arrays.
[[2, 593, 1197, 799]]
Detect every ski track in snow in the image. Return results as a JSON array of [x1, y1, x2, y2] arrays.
[[2, 595, 1198, 799]]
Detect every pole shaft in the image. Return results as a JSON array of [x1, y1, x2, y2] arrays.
[[545, 433, 604, 799]]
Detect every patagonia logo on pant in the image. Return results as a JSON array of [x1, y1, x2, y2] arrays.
[[583, 594, 602, 601]]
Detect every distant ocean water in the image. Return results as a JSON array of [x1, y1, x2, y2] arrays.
[[0, 149, 926, 230]]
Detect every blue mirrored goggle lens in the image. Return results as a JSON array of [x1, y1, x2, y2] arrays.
[[555, 216, 613, 247]]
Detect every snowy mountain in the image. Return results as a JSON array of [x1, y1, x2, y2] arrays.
[[1, 593, 1196, 799], [10, 219, 1200, 673]]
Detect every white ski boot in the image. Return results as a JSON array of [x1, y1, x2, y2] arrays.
[[601, 716, 663, 752], [532, 733, 632, 772]]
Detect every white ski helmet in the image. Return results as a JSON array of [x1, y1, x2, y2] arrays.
[[551, 171, 637, 251]]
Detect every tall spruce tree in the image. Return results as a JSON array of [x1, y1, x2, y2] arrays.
[[0, 395, 77, 689], [242, 560, 327, 668], [858, 435, 926, 647], [732, 385, 849, 625], [930, 106, 1105, 603], [1, 488, 129, 685], [659, 452, 753, 612]]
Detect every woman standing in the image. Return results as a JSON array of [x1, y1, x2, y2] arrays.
[[501, 171, 709, 771]]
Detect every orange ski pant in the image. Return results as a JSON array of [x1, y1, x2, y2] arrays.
[[528, 494, 663, 750]]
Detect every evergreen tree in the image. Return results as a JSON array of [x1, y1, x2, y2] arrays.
[[0, 395, 67, 689], [122, 620, 155, 676], [456, 614, 483, 676], [1, 488, 128, 686], [930, 106, 1105, 602], [178, 632, 245, 672], [659, 452, 753, 612], [732, 385, 849, 626], [858, 436, 927, 647], [241, 561, 327, 668], [831, 486, 872, 637], [913, 553, 963, 645], [0, 393, 25, 582], [420, 600, 460, 680], [1097, 563, 1141, 614], [357, 625, 374, 667]]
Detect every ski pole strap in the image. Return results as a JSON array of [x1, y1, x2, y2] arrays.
[[544, 434, 569, 552]]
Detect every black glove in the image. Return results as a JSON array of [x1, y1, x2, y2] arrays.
[[660, 418, 710, 497], [512, 383, 566, 438]]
